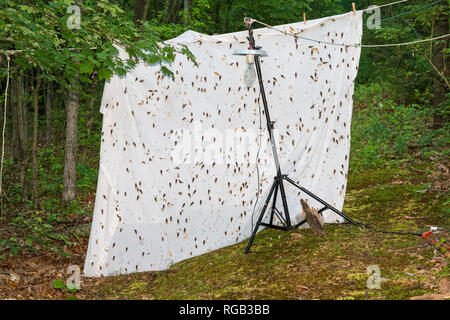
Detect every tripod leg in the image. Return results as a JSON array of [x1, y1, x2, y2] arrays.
[[269, 179, 279, 225], [278, 178, 292, 228], [245, 179, 278, 254], [284, 176, 359, 226]]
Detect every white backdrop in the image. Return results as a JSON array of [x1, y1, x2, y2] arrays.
[[84, 11, 363, 277]]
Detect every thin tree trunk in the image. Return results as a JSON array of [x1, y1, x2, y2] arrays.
[[11, 73, 19, 161], [82, 72, 98, 162], [32, 71, 41, 205], [16, 75, 29, 210], [183, 0, 190, 27], [23, 75, 29, 144], [222, 0, 233, 33], [149, 0, 160, 19], [62, 86, 69, 113], [63, 67, 80, 203], [164, 0, 181, 24], [133, 0, 150, 26], [63, 0, 83, 203], [174, 0, 184, 24], [214, 0, 221, 33], [45, 81, 52, 148], [432, 3, 449, 129]]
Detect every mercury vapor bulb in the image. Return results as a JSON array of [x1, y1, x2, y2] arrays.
[[243, 54, 257, 88]]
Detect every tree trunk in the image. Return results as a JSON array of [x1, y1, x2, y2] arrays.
[[11, 73, 19, 161], [63, 0, 83, 203], [45, 81, 52, 148], [32, 71, 41, 205], [149, 0, 160, 19], [214, 0, 221, 33], [183, 0, 190, 26], [82, 72, 98, 162], [23, 75, 29, 144], [16, 75, 29, 210], [432, 3, 449, 129], [175, 0, 184, 24], [222, 0, 234, 33], [63, 72, 80, 203], [133, 0, 150, 24], [164, 0, 182, 24]]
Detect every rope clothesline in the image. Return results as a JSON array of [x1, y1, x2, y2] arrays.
[[357, 33, 449, 48], [361, 0, 409, 13], [248, 17, 449, 48]]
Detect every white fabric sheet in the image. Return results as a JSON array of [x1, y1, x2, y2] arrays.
[[84, 11, 363, 277]]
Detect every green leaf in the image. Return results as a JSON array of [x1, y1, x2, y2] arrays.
[[53, 279, 65, 289], [9, 245, 19, 255], [25, 238, 33, 247], [79, 62, 94, 74], [98, 67, 113, 80]]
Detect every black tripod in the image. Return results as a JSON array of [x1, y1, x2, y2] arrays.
[[244, 19, 359, 254]]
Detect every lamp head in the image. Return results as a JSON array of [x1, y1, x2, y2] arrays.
[[232, 49, 268, 58], [232, 47, 267, 88]]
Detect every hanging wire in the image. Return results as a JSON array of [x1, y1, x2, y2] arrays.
[[0, 55, 10, 202]]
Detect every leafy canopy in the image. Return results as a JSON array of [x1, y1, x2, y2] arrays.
[[0, 0, 196, 91]]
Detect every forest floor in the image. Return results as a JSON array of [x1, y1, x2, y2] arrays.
[[0, 158, 449, 300]]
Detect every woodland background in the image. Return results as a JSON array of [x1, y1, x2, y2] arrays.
[[0, 0, 448, 300]]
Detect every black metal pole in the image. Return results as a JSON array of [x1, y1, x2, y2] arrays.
[[246, 22, 292, 227]]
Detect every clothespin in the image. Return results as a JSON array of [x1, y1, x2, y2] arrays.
[[303, 13, 306, 24], [352, 3, 356, 15]]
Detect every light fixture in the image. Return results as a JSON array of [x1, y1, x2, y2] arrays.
[[233, 48, 267, 88]]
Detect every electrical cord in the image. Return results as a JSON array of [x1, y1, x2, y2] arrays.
[[341, 220, 450, 250], [356, 221, 423, 237], [250, 88, 263, 231]]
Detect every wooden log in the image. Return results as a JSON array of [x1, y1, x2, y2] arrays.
[[300, 199, 325, 236]]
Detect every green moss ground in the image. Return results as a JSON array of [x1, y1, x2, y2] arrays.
[[97, 161, 449, 300]]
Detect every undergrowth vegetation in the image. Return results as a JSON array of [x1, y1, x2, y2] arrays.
[[351, 82, 449, 172], [0, 104, 101, 259]]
